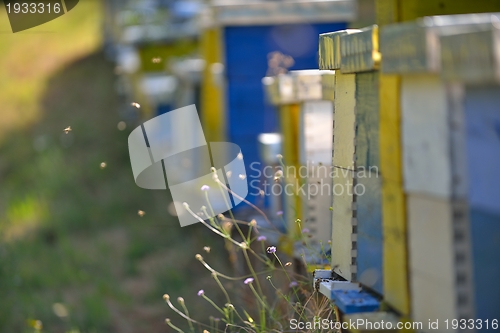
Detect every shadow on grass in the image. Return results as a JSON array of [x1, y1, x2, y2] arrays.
[[0, 51, 231, 333]]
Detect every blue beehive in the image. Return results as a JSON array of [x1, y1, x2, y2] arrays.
[[203, 0, 356, 206], [463, 86, 500, 322], [438, 19, 500, 324]]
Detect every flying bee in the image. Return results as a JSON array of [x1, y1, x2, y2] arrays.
[[137, 210, 145, 217], [64, 126, 72, 134], [117, 121, 126, 131], [100, 162, 107, 169], [151, 57, 162, 64], [131, 102, 141, 109]]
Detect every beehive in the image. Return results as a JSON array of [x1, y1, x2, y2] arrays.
[[263, 70, 335, 258], [318, 26, 383, 293], [439, 17, 500, 323], [381, 13, 500, 329], [200, 0, 356, 206]]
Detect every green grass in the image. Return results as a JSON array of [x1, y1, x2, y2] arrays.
[[0, 0, 102, 141], [0, 2, 231, 332]]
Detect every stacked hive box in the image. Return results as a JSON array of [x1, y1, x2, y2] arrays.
[[439, 17, 500, 325], [263, 70, 336, 259], [375, 0, 500, 316], [342, 26, 383, 295], [382, 13, 499, 330], [294, 70, 335, 263], [262, 72, 301, 249], [318, 29, 358, 284], [319, 26, 384, 295]]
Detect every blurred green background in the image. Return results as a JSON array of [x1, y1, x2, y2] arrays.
[[0, 1, 230, 332]]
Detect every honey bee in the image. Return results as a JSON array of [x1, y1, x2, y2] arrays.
[[137, 210, 145, 217], [100, 162, 107, 169], [63, 126, 71, 134], [131, 102, 141, 109], [151, 57, 162, 64]]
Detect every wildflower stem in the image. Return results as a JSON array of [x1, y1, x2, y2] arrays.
[[212, 273, 231, 304], [272, 253, 302, 304], [201, 294, 226, 317], [243, 249, 263, 296], [214, 176, 238, 225], [187, 202, 272, 269], [260, 307, 266, 332], [202, 206, 221, 232], [204, 191, 216, 218], [197, 255, 272, 281], [179, 301, 195, 332], [248, 283, 269, 311], [267, 278, 289, 302], [226, 323, 255, 332], [184, 204, 243, 248], [268, 277, 309, 322], [242, 248, 269, 332], [245, 243, 273, 267], [272, 253, 292, 283], [247, 224, 253, 243], [164, 297, 206, 327], [166, 319, 185, 333], [215, 177, 248, 246], [296, 293, 316, 323], [233, 218, 249, 248], [214, 178, 276, 231], [229, 307, 249, 326]]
